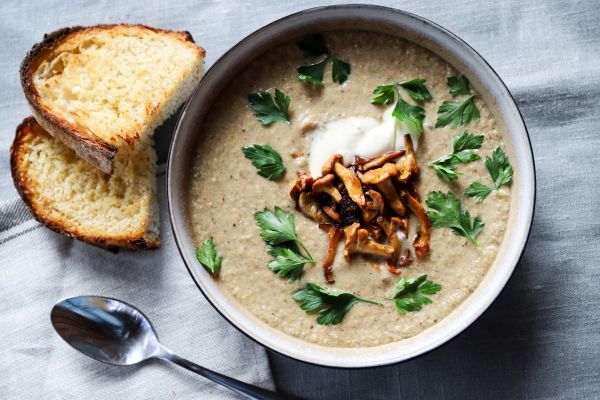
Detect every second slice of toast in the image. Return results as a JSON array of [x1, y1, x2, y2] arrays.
[[11, 117, 160, 250]]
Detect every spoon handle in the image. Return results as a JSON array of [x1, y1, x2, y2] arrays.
[[159, 350, 295, 399]]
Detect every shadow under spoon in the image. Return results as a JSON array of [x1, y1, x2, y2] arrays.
[[51, 295, 295, 400]]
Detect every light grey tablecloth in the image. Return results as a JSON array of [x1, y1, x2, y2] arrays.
[[1, 1, 599, 399]]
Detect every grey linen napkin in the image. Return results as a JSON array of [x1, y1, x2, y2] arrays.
[[0, 169, 275, 399]]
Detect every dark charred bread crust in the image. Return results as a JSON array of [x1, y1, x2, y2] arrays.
[[19, 24, 205, 174], [10, 117, 159, 251]]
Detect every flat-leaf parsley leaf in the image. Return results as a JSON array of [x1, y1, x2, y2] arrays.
[[331, 56, 351, 84], [430, 131, 484, 182], [464, 146, 514, 202], [370, 84, 396, 105], [255, 206, 301, 246], [485, 146, 514, 189], [296, 35, 351, 84], [426, 191, 484, 245], [293, 283, 380, 325], [399, 78, 432, 101], [195, 238, 222, 276], [242, 144, 286, 180], [247, 89, 290, 125], [267, 246, 313, 281], [463, 182, 493, 202], [371, 79, 431, 137], [447, 75, 472, 97], [297, 57, 328, 85], [391, 274, 441, 314], [435, 94, 480, 128], [392, 97, 426, 136], [255, 207, 314, 280]]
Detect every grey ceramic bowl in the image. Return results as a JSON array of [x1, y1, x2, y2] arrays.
[[167, 5, 535, 368]]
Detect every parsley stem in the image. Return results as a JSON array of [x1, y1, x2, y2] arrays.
[[296, 240, 314, 262], [467, 236, 479, 247]]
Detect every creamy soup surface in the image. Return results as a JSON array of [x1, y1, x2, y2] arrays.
[[189, 31, 511, 348]]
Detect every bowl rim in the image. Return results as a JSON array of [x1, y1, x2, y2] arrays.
[[167, 4, 536, 369]]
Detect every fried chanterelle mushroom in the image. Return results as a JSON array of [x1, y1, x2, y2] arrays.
[[289, 141, 430, 282]]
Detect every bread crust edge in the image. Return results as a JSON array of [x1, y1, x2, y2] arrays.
[[10, 116, 160, 251], [20, 24, 205, 175]]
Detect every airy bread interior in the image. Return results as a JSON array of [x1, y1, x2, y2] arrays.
[[11, 118, 159, 249], [23, 25, 204, 173]]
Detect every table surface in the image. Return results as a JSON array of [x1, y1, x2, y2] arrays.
[[2, 0, 599, 399]]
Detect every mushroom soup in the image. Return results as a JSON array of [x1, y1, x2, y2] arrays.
[[189, 31, 512, 347]]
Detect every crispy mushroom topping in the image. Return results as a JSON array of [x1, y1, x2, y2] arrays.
[[343, 223, 395, 260], [312, 173, 342, 202], [397, 249, 414, 267], [356, 150, 405, 172], [338, 188, 362, 226], [334, 162, 365, 207], [401, 181, 421, 202], [397, 134, 420, 183], [385, 248, 414, 274], [376, 216, 405, 264], [360, 163, 405, 216], [360, 162, 398, 183], [322, 205, 341, 222], [368, 225, 383, 241], [321, 153, 343, 175], [290, 172, 314, 203], [362, 189, 384, 223], [319, 223, 343, 283], [402, 190, 431, 257], [288, 140, 429, 281], [397, 217, 409, 237], [385, 261, 402, 275], [298, 192, 332, 224]]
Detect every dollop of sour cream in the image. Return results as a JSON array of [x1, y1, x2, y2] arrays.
[[308, 105, 418, 177]]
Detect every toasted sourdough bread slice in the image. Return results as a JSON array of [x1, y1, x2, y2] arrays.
[[10, 117, 159, 250], [21, 24, 204, 174]]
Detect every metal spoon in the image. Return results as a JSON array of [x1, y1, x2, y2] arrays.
[[51, 295, 294, 399]]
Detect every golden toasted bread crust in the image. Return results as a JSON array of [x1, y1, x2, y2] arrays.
[[20, 24, 205, 174], [10, 117, 159, 250]]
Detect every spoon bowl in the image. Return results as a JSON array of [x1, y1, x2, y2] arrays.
[[51, 296, 161, 366], [51, 295, 289, 399]]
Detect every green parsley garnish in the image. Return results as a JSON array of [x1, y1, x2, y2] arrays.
[[399, 78, 433, 101], [296, 34, 351, 84], [267, 246, 313, 281], [242, 144, 286, 180], [293, 283, 380, 325], [391, 274, 442, 315], [195, 238, 222, 276], [484, 146, 514, 188], [255, 206, 302, 246], [371, 79, 431, 104], [297, 58, 328, 85], [464, 146, 513, 202], [447, 75, 471, 97], [430, 131, 484, 182], [426, 191, 484, 245], [371, 79, 431, 137], [392, 97, 426, 135], [435, 94, 480, 128], [255, 207, 313, 280], [331, 56, 351, 84], [247, 89, 290, 125], [463, 182, 493, 202], [371, 84, 396, 105]]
